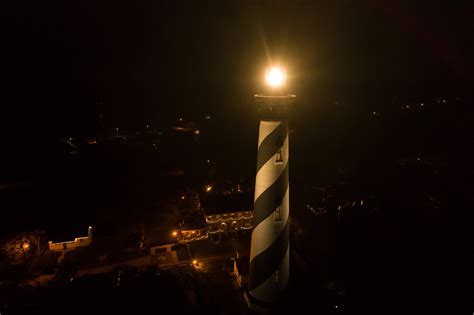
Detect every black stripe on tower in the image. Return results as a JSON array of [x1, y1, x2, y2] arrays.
[[248, 222, 289, 290]]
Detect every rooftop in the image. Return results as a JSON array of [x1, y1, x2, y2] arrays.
[[181, 215, 208, 231], [48, 225, 91, 243]]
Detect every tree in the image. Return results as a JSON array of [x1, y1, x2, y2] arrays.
[[0, 230, 47, 265]]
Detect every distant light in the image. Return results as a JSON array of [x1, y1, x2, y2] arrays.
[[22, 243, 29, 250], [194, 129, 200, 135], [193, 259, 198, 265], [265, 67, 286, 87], [205, 116, 211, 120], [205, 185, 212, 192], [420, 103, 424, 106], [172, 231, 178, 237], [146, 124, 149, 129], [179, 118, 183, 122], [181, 196, 185, 200], [206, 159, 210, 163]]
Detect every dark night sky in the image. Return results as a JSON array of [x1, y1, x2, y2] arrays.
[[2, 0, 473, 137]]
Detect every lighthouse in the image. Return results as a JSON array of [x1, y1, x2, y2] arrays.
[[247, 67, 295, 311]]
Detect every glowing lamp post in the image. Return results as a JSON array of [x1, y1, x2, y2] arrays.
[[21, 242, 30, 266], [247, 67, 295, 312]]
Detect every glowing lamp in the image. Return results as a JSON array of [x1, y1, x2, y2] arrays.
[[265, 67, 286, 87]]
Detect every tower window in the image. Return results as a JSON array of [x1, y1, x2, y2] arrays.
[[275, 147, 283, 163], [274, 205, 282, 222], [274, 270, 280, 285]]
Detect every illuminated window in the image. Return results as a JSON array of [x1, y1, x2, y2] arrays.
[[275, 147, 283, 163], [274, 205, 282, 222]]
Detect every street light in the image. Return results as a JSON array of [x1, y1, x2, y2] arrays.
[[21, 242, 29, 267]]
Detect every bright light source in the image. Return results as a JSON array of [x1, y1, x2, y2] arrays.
[[205, 185, 212, 193], [172, 231, 178, 237], [265, 67, 286, 87], [193, 259, 198, 265], [23, 243, 29, 250]]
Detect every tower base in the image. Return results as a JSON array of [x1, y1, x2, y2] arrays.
[[243, 290, 270, 313]]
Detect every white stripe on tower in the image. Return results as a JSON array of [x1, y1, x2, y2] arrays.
[[248, 119, 290, 308]]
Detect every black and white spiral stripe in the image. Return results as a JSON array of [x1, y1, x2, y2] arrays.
[[248, 120, 290, 308]]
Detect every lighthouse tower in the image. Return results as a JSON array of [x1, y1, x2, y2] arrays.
[[247, 67, 295, 311]]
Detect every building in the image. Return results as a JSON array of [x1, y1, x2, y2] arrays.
[[232, 250, 250, 288], [48, 226, 93, 251], [150, 243, 179, 267], [200, 192, 253, 241], [178, 215, 209, 243]]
